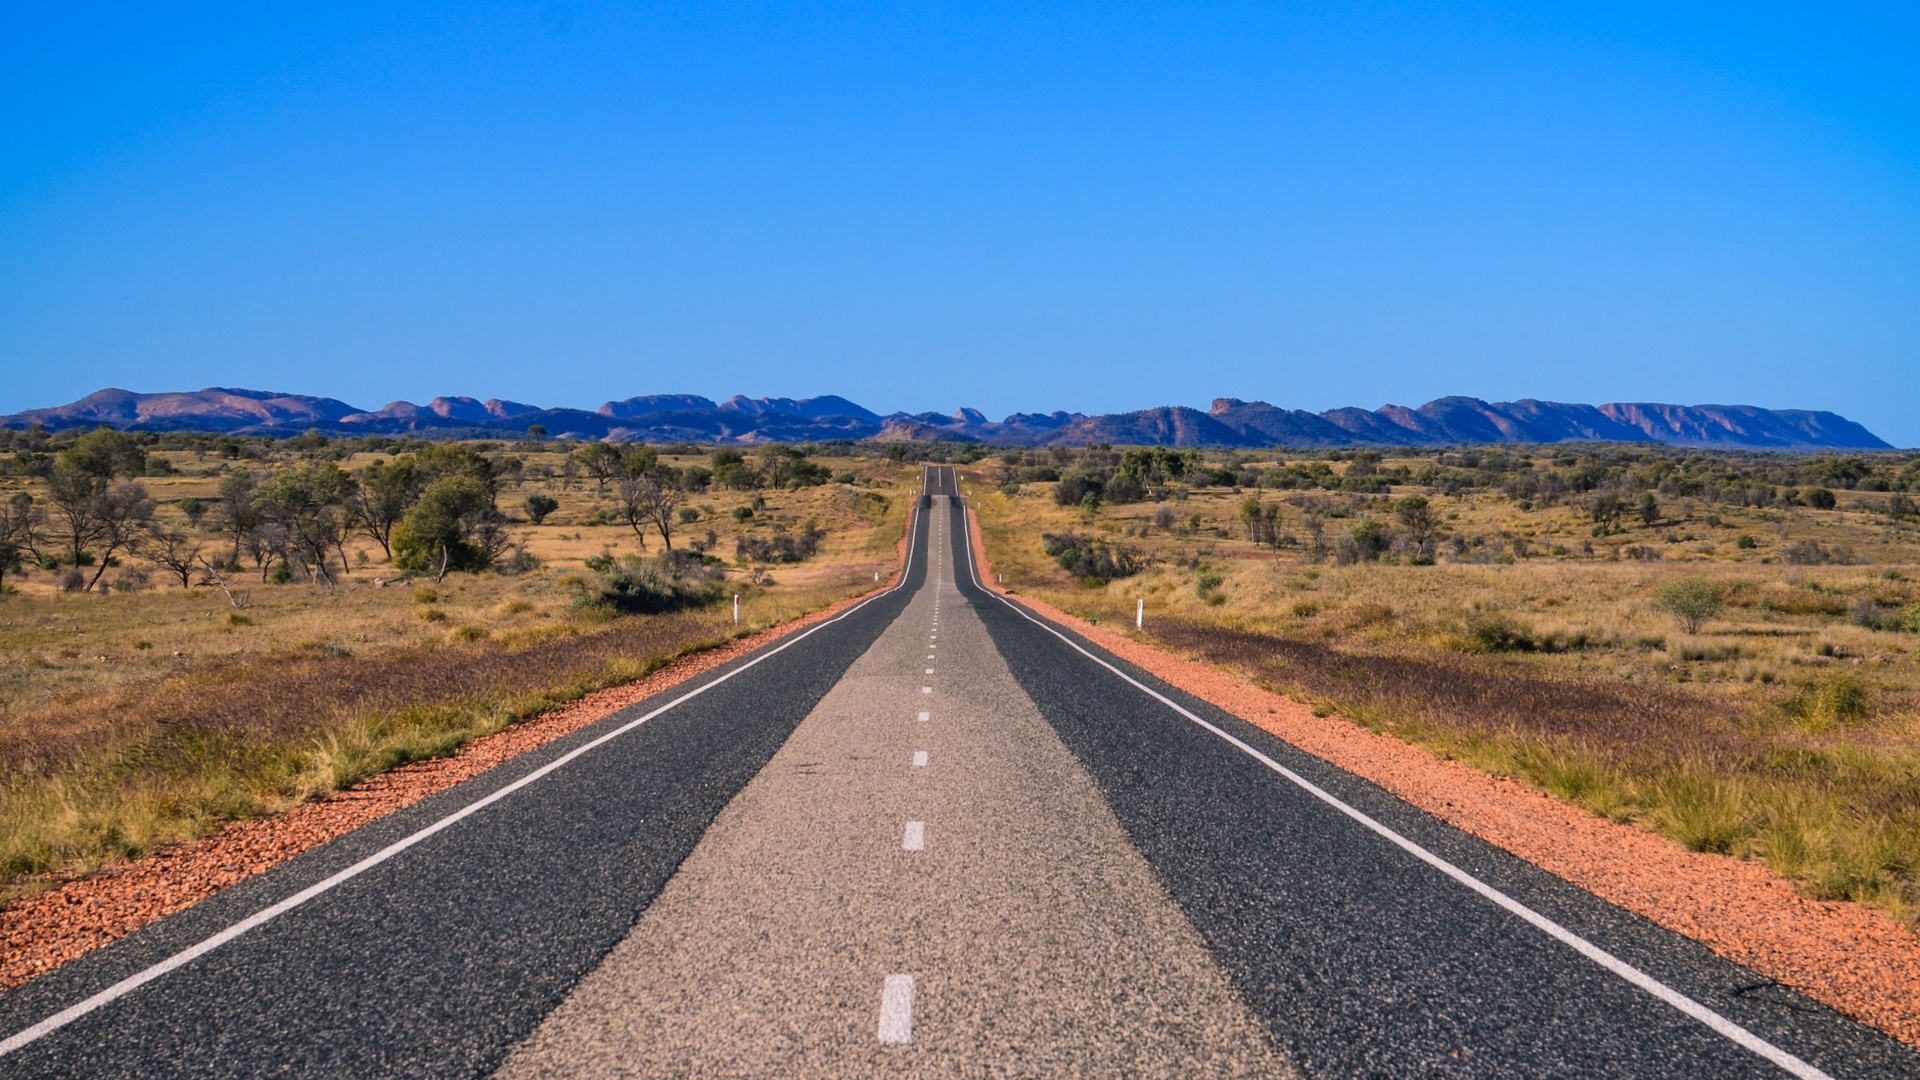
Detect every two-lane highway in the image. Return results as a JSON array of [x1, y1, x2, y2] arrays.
[[0, 465, 1913, 1077]]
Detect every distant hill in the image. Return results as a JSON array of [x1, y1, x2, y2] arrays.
[[0, 387, 1893, 450]]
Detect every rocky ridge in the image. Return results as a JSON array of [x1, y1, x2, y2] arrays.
[[0, 388, 1891, 449]]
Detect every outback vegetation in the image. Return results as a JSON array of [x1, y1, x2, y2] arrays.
[[970, 442, 1920, 924], [0, 426, 944, 900]]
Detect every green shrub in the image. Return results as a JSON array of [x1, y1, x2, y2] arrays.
[[598, 549, 726, 614], [523, 493, 559, 524], [736, 521, 825, 564], [1653, 577, 1728, 634], [1040, 531, 1140, 584], [1463, 613, 1536, 653]]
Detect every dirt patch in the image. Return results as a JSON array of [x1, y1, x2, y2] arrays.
[[0, 543, 910, 995], [967, 506, 1920, 1049]]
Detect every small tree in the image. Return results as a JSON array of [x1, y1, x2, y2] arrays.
[[571, 443, 625, 491], [1637, 491, 1660, 528], [1394, 495, 1441, 552], [0, 493, 43, 564], [1588, 488, 1627, 533], [141, 525, 204, 588], [392, 474, 500, 575], [0, 539, 20, 591], [63, 427, 147, 482], [1654, 576, 1727, 634], [84, 483, 155, 590], [353, 456, 425, 559], [217, 471, 265, 566], [46, 458, 107, 566], [256, 463, 356, 587], [524, 493, 559, 524], [616, 467, 685, 549]]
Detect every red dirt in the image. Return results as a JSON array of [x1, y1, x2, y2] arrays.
[[0, 528, 912, 994], [967, 507, 1920, 1049]]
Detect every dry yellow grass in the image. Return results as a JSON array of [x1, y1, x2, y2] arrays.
[[0, 445, 915, 896], [963, 452, 1920, 922]]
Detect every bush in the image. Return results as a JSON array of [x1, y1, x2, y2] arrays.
[[1653, 577, 1728, 634], [1806, 487, 1838, 510], [524, 493, 559, 524], [1040, 531, 1140, 584], [736, 521, 825, 564], [1335, 520, 1390, 565], [1783, 540, 1855, 566], [1053, 473, 1103, 507], [393, 475, 505, 574], [1464, 613, 1537, 653], [599, 549, 727, 613], [1103, 473, 1146, 504]]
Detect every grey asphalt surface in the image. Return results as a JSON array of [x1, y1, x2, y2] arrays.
[[498, 493, 1294, 1077], [2, 464, 1916, 1078]]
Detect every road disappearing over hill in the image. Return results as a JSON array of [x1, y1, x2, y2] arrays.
[[0, 466, 1912, 1077]]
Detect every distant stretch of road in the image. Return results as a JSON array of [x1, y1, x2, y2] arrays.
[[1, 466, 1912, 1077]]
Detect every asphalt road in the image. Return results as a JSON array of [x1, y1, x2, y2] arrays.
[[1, 465, 1914, 1077]]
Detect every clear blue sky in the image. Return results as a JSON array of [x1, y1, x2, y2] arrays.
[[3, 3, 1916, 443]]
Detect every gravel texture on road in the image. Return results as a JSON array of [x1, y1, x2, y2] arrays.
[[498, 494, 1293, 1078]]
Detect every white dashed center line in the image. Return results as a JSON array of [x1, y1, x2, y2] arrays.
[[917, 710, 930, 722], [902, 821, 925, 851], [912, 751, 928, 768], [925, 668, 934, 674], [922, 686, 932, 694], [878, 974, 915, 1045]]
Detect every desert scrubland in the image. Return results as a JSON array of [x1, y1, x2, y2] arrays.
[[0, 428, 930, 900], [967, 444, 1920, 923]]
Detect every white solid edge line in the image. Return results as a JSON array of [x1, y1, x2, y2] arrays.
[[878, 973, 915, 1044], [956, 507, 1832, 1080], [0, 505, 931, 1061]]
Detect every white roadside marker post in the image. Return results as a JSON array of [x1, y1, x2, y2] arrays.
[[1137, 598, 1144, 630], [733, 594, 740, 625]]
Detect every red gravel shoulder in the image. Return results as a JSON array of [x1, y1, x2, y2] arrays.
[[0, 564, 904, 994], [968, 507, 1920, 1049]]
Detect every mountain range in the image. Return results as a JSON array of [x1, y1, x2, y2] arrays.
[[0, 387, 1893, 450]]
